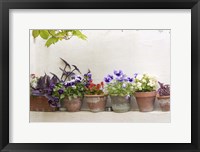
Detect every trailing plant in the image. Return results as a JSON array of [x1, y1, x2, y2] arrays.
[[157, 81, 170, 96], [104, 70, 134, 98], [30, 73, 58, 97], [45, 58, 85, 107], [32, 30, 87, 47], [49, 75, 86, 105], [133, 73, 158, 92]]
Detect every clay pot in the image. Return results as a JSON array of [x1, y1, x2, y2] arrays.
[[30, 96, 57, 112], [157, 95, 170, 111], [85, 95, 107, 112], [134, 91, 156, 112], [110, 96, 131, 113], [63, 98, 82, 112]]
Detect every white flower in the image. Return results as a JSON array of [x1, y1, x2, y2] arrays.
[[137, 82, 142, 87], [142, 79, 146, 83], [136, 74, 143, 80]]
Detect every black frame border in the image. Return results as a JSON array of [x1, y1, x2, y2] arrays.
[[0, 0, 200, 152]]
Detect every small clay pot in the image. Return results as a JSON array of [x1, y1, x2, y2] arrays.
[[157, 95, 170, 111], [134, 91, 156, 112], [30, 96, 57, 112], [63, 98, 82, 112], [110, 96, 131, 113], [85, 95, 107, 112]]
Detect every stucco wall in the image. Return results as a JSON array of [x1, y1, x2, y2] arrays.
[[30, 29, 170, 110]]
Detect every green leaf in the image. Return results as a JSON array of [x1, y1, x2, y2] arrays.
[[60, 94, 65, 99], [39, 30, 49, 39], [45, 37, 59, 47], [32, 30, 40, 38], [73, 94, 77, 99], [73, 30, 87, 40], [48, 30, 56, 36]]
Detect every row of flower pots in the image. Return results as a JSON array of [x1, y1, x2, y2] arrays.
[[30, 58, 170, 113]]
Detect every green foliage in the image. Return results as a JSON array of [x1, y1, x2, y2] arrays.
[[32, 30, 87, 47], [106, 81, 134, 96]]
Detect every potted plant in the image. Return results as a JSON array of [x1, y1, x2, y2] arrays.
[[30, 74, 58, 112], [84, 72, 107, 112], [46, 58, 85, 112], [133, 73, 158, 112], [104, 70, 134, 113], [49, 75, 85, 112], [157, 82, 170, 111]]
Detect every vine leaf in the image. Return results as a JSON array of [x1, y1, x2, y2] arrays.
[[32, 30, 40, 38], [39, 30, 49, 39]]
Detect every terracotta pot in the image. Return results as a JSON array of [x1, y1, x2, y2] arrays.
[[63, 98, 82, 112], [157, 95, 170, 111], [110, 96, 131, 113], [30, 96, 57, 112], [134, 91, 156, 112], [85, 95, 107, 112]]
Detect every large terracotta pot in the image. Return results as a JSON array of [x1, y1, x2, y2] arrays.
[[157, 95, 170, 111], [134, 91, 156, 112], [63, 98, 82, 112], [30, 96, 57, 112], [85, 95, 107, 112], [110, 96, 131, 113]]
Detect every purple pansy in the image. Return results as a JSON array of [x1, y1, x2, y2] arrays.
[[134, 73, 138, 78], [104, 77, 111, 83], [114, 70, 123, 77], [108, 74, 114, 80], [50, 84, 55, 89], [58, 89, 64, 94], [128, 77, 133, 82]]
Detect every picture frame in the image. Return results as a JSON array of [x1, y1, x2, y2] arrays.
[[0, 0, 199, 151]]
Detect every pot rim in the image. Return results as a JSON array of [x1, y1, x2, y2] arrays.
[[84, 94, 106, 97], [134, 91, 157, 97], [157, 95, 170, 99]]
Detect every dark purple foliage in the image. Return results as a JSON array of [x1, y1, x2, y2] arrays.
[[157, 81, 170, 96], [31, 74, 59, 97]]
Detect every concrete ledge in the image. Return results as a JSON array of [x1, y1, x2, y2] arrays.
[[30, 111, 171, 123]]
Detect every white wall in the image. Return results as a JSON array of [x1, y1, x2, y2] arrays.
[[30, 30, 170, 84]]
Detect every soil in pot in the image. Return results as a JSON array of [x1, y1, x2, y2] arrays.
[[30, 96, 57, 112], [110, 96, 131, 113], [157, 96, 170, 111], [63, 98, 82, 112], [134, 91, 156, 112], [85, 95, 107, 112]]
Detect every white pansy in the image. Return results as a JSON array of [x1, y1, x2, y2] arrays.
[[136, 74, 143, 80], [137, 82, 142, 87], [142, 79, 146, 83]]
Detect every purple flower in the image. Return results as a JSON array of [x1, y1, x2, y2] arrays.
[[128, 77, 133, 82], [134, 73, 138, 78], [76, 75, 82, 80], [54, 97, 59, 102], [104, 77, 111, 83], [58, 89, 64, 94], [114, 70, 123, 77], [50, 84, 55, 89], [87, 73, 92, 78], [47, 89, 52, 95], [48, 99, 59, 108], [116, 76, 123, 82], [107, 74, 114, 80]]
